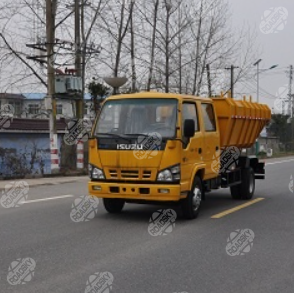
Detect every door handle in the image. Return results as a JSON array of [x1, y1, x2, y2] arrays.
[[216, 146, 219, 151], [198, 148, 202, 154]]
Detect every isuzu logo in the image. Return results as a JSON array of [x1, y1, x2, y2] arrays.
[[117, 144, 144, 150]]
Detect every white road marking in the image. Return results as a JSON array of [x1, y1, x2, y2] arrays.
[[265, 159, 294, 166], [22, 195, 74, 204]]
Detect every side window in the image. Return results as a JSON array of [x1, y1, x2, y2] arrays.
[[182, 103, 199, 132], [182, 103, 198, 147], [56, 104, 63, 115], [201, 103, 216, 132]]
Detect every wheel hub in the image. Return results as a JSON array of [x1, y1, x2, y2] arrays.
[[192, 187, 201, 211], [249, 173, 254, 193]]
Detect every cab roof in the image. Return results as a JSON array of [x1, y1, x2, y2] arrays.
[[106, 91, 212, 102]]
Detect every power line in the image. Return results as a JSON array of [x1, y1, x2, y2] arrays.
[[240, 81, 278, 100]]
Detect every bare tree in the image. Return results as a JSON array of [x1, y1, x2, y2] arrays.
[[0, 0, 105, 94], [0, 0, 260, 100]]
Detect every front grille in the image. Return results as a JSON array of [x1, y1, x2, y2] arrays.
[[143, 170, 151, 179], [121, 170, 139, 179], [109, 170, 118, 178], [106, 168, 154, 180]]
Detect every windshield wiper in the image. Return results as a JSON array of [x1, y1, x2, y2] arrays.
[[95, 133, 132, 143], [124, 133, 151, 138], [127, 133, 186, 146], [125, 133, 171, 143]]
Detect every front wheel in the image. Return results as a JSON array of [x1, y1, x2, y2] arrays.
[[103, 198, 125, 213], [230, 167, 255, 200], [181, 176, 203, 219]]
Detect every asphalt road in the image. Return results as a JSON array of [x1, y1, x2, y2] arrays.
[[1, 157, 294, 293]]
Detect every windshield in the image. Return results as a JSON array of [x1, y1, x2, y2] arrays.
[[95, 98, 178, 138]]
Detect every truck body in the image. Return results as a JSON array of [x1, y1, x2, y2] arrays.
[[88, 92, 271, 219]]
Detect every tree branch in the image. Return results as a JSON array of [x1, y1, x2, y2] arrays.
[[0, 33, 47, 88]]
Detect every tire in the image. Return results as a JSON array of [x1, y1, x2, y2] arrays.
[[103, 198, 125, 213], [230, 167, 255, 200], [181, 176, 203, 219]]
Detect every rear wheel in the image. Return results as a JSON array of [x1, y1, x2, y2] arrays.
[[230, 167, 255, 200], [181, 176, 203, 219], [103, 198, 125, 213]]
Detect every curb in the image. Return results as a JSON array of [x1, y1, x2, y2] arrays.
[[0, 171, 87, 181], [0, 176, 88, 191]]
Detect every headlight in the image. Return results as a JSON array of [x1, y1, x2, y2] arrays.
[[89, 165, 105, 180], [157, 169, 173, 182], [170, 165, 181, 181], [157, 164, 180, 182], [92, 168, 105, 179]]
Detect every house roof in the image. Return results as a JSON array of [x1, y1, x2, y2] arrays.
[[0, 93, 25, 100], [1, 92, 105, 101], [22, 93, 93, 100], [23, 93, 46, 100], [0, 118, 67, 133]]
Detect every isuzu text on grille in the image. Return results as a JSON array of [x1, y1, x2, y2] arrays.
[[117, 144, 144, 150]]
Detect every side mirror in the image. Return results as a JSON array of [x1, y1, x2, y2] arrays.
[[184, 119, 195, 138]]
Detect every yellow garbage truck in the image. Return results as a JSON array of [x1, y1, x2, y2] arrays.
[[88, 92, 271, 219]]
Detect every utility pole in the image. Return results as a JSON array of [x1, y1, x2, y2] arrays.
[[288, 65, 293, 117], [75, 0, 81, 79], [225, 65, 239, 99], [75, 0, 83, 119], [27, 0, 100, 173], [288, 65, 294, 145], [46, 0, 59, 173], [206, 64, 212, 97], [74, 0, 84, 170], [252, 59, 262, 156]]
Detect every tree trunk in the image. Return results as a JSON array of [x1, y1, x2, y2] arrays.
[[192, 0, 203, 95], [165, 11, 170, 93], [130, 2, 136, 92], [147, 0, 159, 91]]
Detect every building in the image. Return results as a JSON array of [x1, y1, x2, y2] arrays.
[[0, 118, 68, 177], [0, 93, 25, 118], [0, 93, 97, 120], [0, 92, 110, 177]]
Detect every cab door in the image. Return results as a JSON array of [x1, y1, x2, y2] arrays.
[[200, 102, 220, 178], [181, 101, 204, 191]]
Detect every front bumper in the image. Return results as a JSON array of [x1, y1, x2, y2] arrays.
[[88, 181, 183, 202]]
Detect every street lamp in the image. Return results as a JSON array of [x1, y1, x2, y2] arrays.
[[103, 77, 128, 95], [269, 65, 279, 70], [165, 0, 172, 11], [253, 59, 278, 103], [253, 59, 278, 155], [253, 59, 262, 103]]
